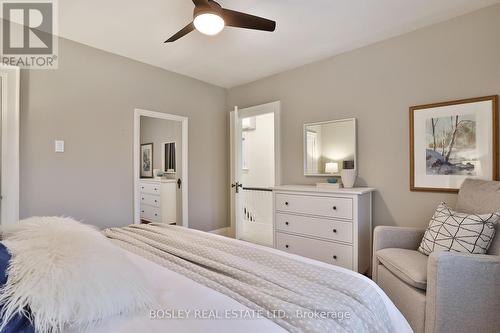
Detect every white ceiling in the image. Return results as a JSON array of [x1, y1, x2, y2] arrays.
[[59, 0, 500, 88]]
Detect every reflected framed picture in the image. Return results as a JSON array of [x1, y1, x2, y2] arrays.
[[140, 143, 154, 178], [410, 95, 498, 192]]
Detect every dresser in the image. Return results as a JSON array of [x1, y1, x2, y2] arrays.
[[273, 185, 374, 273], [139, 179, 177, 224]]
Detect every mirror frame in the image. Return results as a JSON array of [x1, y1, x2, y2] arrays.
[[303, 118, 357, 177]]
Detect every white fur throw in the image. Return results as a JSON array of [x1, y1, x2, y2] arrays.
[[0, 217, 154, 333]]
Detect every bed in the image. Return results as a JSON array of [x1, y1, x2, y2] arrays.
[[0, 219, 412, 333], [89, 225, 411, 333]]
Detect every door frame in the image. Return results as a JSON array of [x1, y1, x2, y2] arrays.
[[229, 101, 281, 238], [133, 109, 189, 227], [0, 65, 20, 225]]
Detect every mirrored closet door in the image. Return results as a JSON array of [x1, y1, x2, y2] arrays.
[[134, 110, 188, 227]]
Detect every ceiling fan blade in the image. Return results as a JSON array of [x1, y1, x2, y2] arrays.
[[165, 22, 195, 43], [222, 9, 276, 32], [192, 0, 209, 7]]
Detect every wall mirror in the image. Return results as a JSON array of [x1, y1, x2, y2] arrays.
[[304, 118, 357, 176], [162, 142, 176, 173]]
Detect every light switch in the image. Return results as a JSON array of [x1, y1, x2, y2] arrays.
[[55, 140, 64, 153]]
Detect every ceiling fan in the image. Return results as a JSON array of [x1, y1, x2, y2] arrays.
[[165, 0, 276, 43]]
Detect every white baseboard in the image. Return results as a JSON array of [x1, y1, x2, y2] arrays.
[[209, 227, 231, 237]]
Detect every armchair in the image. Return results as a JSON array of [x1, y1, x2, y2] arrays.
[[373, 179, 500, 333]]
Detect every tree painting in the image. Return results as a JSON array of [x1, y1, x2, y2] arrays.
[[425, 114, 477, 175]]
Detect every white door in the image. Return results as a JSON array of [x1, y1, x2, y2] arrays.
[[230, 101, 281, 246], [0, 66, 20, 225], [0, 78, 2, 220]]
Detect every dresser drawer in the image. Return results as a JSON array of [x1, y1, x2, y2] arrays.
[[275, 194, 352, 220], [140, 205, 161, 222], [141, 193, 160, 207], [275, 232, 353, 269], [275, 213, 352, 243], [139, 182, 160, 195]]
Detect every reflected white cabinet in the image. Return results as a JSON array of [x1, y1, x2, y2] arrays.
[[139, 179, 176, 224], [273, 185, 374, 273]]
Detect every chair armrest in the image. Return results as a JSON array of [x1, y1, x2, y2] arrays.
[[426, 252, 500, 333], [372, 226, 425, 281], [373, 226, 425, 251]]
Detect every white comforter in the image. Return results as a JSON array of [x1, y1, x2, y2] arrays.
[[75, 234, 412, 333]]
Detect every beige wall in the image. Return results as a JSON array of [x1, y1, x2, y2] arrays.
[[227, 5, 500, 229], [20, 37, 228, 231]]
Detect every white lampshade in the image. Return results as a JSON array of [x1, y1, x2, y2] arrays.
[[325, 162, 339, 174]]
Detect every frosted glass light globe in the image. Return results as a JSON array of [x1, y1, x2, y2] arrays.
[[194, 13, 225, 36]]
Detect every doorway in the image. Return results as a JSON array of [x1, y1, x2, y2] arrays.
[[230, 101, 281, 246], [133, 109, 188, 227], [0, 65, 20, 226]]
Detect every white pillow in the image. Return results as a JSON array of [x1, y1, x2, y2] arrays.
[[418, 203, 499, 255], [0, 217, 155, 332]]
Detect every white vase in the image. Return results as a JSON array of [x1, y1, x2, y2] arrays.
[[341, 169, 357, 188]]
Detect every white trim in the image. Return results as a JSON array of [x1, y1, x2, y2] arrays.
[[133, 109, 189, 227], [0, 65, 20, 225], [229, 107, 239, 239], [274, 103, 282, 186], [229, 101, 281, 238]]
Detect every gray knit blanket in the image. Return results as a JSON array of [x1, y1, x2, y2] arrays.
[[103, 224, 393, 333]]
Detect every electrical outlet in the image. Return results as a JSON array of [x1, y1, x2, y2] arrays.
[[55, 140, 64, 153]]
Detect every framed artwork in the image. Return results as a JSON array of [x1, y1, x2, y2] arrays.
[[140, 143, 154, 178], [410, 95, 498, 192]]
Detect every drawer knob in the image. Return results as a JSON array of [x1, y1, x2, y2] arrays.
[[155, 200, 158, 203], [333, 229, 337, 233], [285, 244, 289, 249], [285, 202, 289, 206], [141, 210, 144, 213], [155, 214, 158, 217], [141, 197, 144, 200], [332, 206, 337, 211], [333, 255, 337, 260], [285, 222, 289, 226], [154, 188, 158, 191]]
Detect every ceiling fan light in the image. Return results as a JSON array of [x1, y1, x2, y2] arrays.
[[193, 13, 225, 36]]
